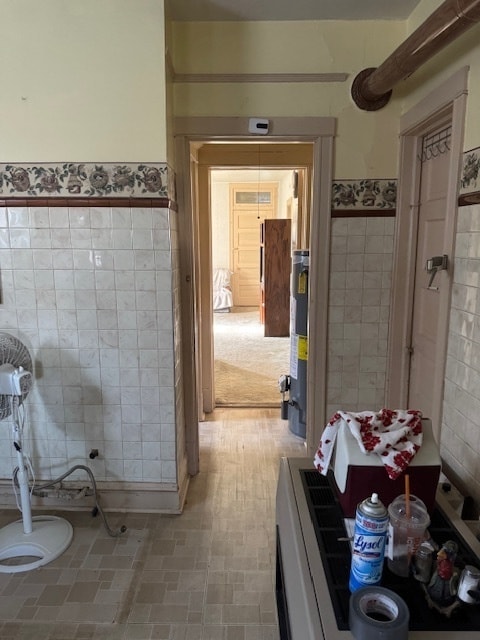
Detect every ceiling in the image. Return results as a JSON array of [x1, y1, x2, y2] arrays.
[[167, 0, 423, 22]]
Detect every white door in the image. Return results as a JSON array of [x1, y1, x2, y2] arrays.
[[408, 124, 452, 420]]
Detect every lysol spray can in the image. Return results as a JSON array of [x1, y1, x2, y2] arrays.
[[349, 492, 388, 592]]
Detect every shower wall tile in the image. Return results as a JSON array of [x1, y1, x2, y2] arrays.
[[0, 206, 179, 488], [326, 215, 394, 417]]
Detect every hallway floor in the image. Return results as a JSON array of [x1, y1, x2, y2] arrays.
[[214, 308, 290, 406], [0, 408, 306, 639]]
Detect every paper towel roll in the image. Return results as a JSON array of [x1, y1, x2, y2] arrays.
[[349, 586, 409, 640]]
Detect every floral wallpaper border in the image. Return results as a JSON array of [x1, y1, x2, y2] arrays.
[[460, 146, 480, 195], [0, 162, 173, 199], [331, 178, 397, 210], [1, 155, 478, 203]]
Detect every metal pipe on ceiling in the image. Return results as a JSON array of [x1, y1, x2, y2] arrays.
[[351, 0, 480, 111]]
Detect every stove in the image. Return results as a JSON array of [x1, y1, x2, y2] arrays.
[[275, 457, 480, 640]]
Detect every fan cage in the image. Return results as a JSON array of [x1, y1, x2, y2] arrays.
[[0, 333, 33, 420]]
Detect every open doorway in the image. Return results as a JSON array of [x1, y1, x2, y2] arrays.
[[174, 116, 335, 475], [197, 144, 313, 415], [211, 168, 297, 407]]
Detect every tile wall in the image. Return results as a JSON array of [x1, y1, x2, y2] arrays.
[[0, 205, 182, 500], [326, 215, 394, 418], [441, 203, 480, 498]]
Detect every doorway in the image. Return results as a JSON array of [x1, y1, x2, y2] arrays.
[[197, 144, 313, 415], [211, 169, 295, 407], [174, 116, 335, 475]]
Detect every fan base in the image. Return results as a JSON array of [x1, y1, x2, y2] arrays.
[[0, 515, 73, 573]]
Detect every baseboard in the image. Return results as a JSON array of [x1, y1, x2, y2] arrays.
[[0, 474, 190, 515]]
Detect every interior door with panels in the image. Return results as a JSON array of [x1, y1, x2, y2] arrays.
[[230, 183, 277, 307], [408, 124, 452, 422]]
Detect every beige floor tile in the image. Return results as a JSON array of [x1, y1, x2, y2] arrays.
[[67, 582, 101, 603], [0, 408, 302, 638]]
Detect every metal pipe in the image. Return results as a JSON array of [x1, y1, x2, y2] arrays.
[[352, 0, 480, 110]]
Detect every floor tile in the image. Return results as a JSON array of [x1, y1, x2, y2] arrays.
[[0, 408, 304, 638]]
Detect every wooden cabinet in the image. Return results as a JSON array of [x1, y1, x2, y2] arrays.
[[260, 219, 291, 337]]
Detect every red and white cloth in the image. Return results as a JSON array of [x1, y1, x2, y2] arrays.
[[313, 409, 423, 480]]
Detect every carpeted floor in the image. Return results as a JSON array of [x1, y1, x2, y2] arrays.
[[214, 307, 290, 406]]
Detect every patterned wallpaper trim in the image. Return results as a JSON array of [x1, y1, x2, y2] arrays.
[[0, 162, 173, 199], [459, 146, 480, 205], [0, 153, 478, 206], [460, 146, 480, 194], [0, 165, 396, 211], [331, 179, 397, 211]]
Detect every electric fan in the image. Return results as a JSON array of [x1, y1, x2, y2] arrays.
[[0, 332, 73, 573]]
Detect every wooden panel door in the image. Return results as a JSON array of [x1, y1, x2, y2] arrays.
[[262, 219, 291, 337], [408, 125, 451, 419], [230, 184, 277, 307], [232, 207, 265, 306]]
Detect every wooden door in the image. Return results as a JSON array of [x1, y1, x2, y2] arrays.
[[262, 219, 291, 337], [230, 184, 277, 307], [408, 124, 452, 419]]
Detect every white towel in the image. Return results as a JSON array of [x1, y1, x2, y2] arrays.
[[314, 408, 423, 480]]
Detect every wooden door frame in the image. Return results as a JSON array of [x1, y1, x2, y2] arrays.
[[386, 67, 468, 442], [174, 117, 335, 476]]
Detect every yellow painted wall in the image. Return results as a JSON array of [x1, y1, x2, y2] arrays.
[[0, 0, 167, 162], [400, 0, 480, 150], [171, 20, 406, 177], [4, 2, 479, 167], [165, 19, 175, 168]]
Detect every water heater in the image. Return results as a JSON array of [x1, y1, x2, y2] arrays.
[[286, 250, 309, 438]]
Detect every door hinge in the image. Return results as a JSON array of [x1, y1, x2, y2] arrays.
[[406, 345, 414, 355]]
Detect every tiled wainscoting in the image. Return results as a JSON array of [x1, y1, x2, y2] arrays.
[[326, 215, 394, 417], [442, 202, 480, 498], [0, 203, 187, 512]]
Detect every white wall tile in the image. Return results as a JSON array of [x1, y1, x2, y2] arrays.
[[0, 230, 11, 249], [55, 290, 75, 310], [441, 211, 480, 502], [10, 229, 31, 248], [8, 207, 29, 228], [113, 230, 133, 249], [0, 205, 177, 487], [327, 216, 393, 412], [51, 229, 71, 249], [48, 207, 69, 229], [112, 208, 132, 228], [69, 208, 91, 228], [347, 235, 366, 253]]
